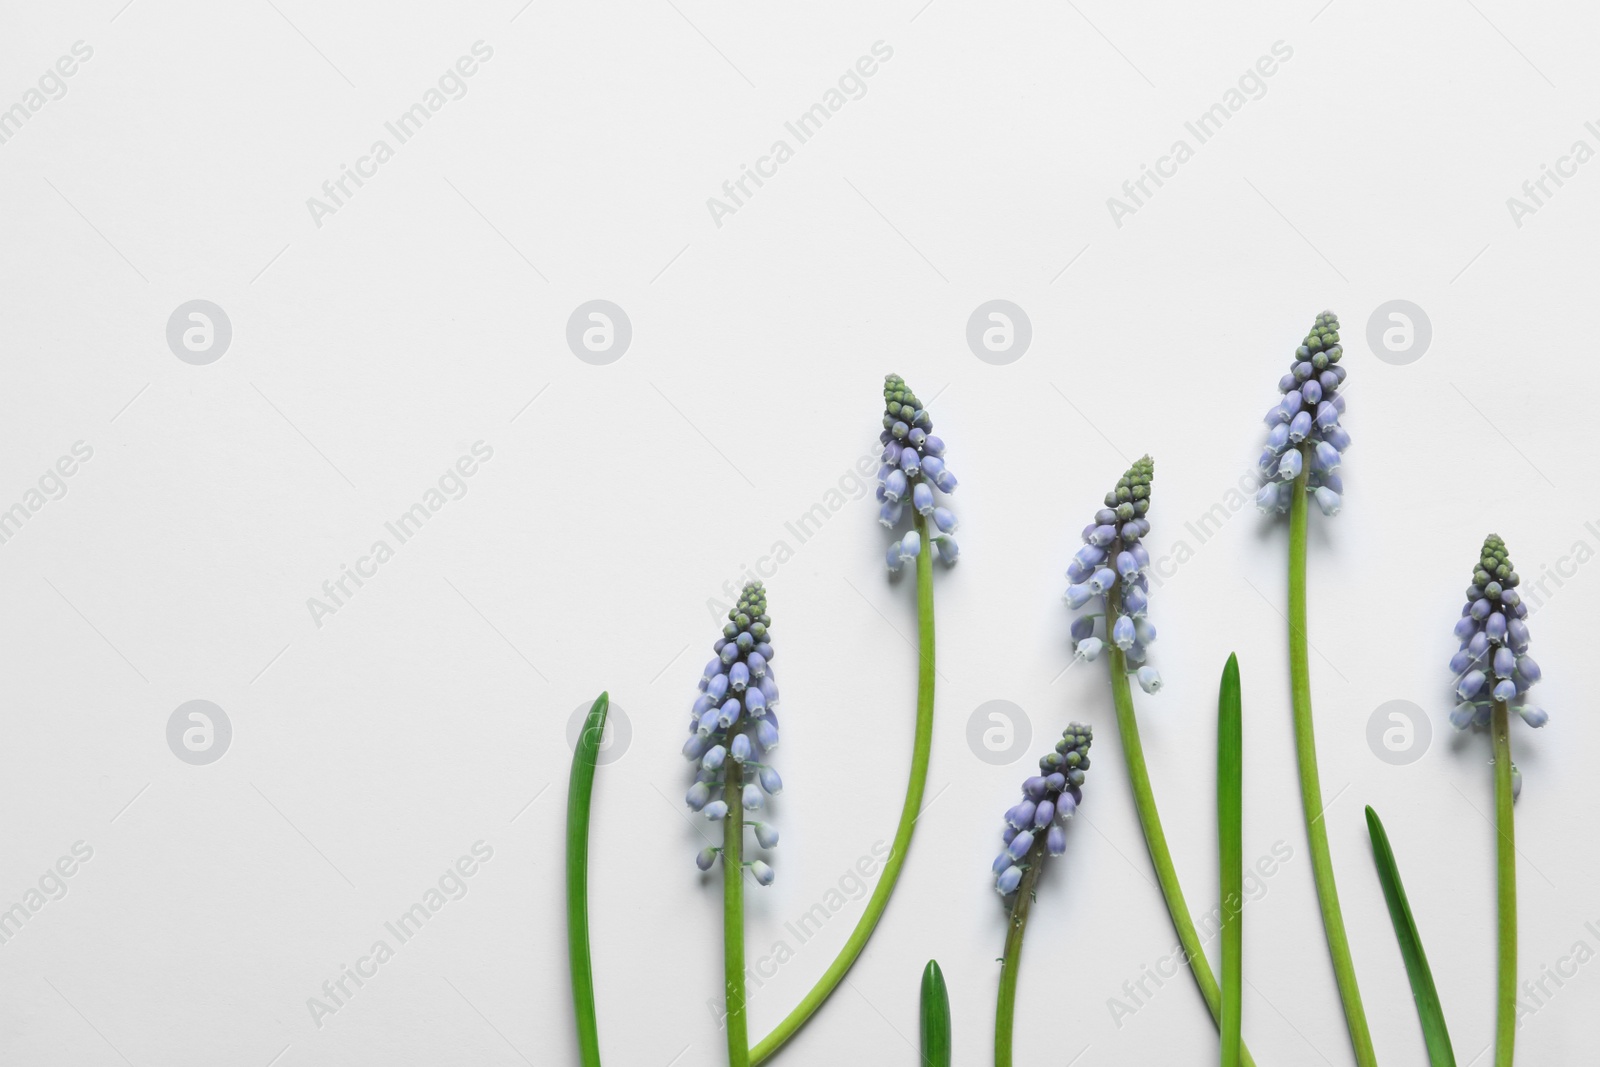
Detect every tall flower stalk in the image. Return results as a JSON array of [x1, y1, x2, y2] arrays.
[[683, 582, 784, 1067], [991, 724, 1093, 1067], [1065, 458, 1256, 1066], [1449, 534, 1545, 1067], [1254, 310, 1374, 1067], [747, 374, 957, 1064]]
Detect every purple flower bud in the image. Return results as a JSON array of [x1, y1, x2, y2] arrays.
[[878, 499, 904, 528], [1508, 619, 1530, 652], [884, 469, 908, 502], [697, 847, 718, 871], [1046, 825, 1067, 856], [1033, 799, 1056, 827], [1516, 655, 1542, 683], [1485, 613, 1507, 643], [751, 860, 775, 886], [1137, 666, 1162, 693], [900, 450, 920, 477], [707, 674, 729, 702], [731, 733, 753, 762], [1449, 703, 1478, 730], [920, 455, 945, 480], [1314, 487, 1342, 517], [755, 719, 779, 751], [1302, 379, 1323, 405], [1116, 551, 1139, 580], [686, 782, 712, 811], [1470, 598, 1492, 621], [1517, 705, 1549, 728], [759, 766, 783, 794], [704, 800, 728, 821], [1065, 583, 1093, 609], [702, 745, 727, 772], [1448, 649, 1475, 675], [1457, 670, 1486, 700], [886, 542, 905, 572], [1277, 449, 1303, 482], [1124, 585, 1150, 616], [1288, 411, 1313, 443], [996, 865, 1024, 894], [698, 708, 721, 736], [1493, 679, 1517, 702], [1325, 425, 1351, 451], [1112, 615, 1135, 650], [1006, 830, 1035, 862], [924, 435, 945, 457], [1454, 616, 1477, 640], [933, 469, 957, 493], [901, 530, 921, 559], [1314, 441, 1341, 471], [1267, 423, 1290, 451], [912, 482, 934, 515], [1008, 800, 1037, 829], [934, 535, 960, 564], [1075, 636, 1103, 661], [933, 507, 958, 533], [1493, 647, 1516, 678], [1070, 616, 1096, 642], [1089, 524, 1117, 547], [1089, 568, 1116, 594], [747, 650, 767, 679], [742, 783, 764, 811], [729, 662, 749, 692]]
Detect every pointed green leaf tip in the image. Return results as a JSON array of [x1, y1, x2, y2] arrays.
[[1473, 534, 1520, 591], [919, 960, 951, 1067], [1104, 454, 1154, 513], [1365, 806, 1457, 1066]]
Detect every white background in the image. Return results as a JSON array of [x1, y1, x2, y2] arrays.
[[0, 1, 1595, 1064]]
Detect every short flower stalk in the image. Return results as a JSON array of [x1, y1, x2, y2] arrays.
[[684, 582, 783, 1067], [1450, 535, 1544, 1067], [992, 724, 1092, 1067]]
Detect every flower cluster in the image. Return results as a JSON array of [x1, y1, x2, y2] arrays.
[[1255, 311, 1351, 517], [877, 373, 959, 570], [992, 723, 1093, 895], [1450, 535, 1546, 734], [1065, 456, 1161, 694], [683, 581, 783, 885]]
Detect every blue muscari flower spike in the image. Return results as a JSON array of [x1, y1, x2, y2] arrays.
[[1449, 535, 1546, 789], [992, 723, 1092, 895], [1064, 456, 1159, 690], [1256, 311, 1349, 516], [683, 581, 784, 881], [878, 374, 959, 568]]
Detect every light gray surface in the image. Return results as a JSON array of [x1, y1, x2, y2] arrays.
[[0, 1, 1594, 1064]]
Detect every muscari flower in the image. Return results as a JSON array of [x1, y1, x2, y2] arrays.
[[1255, 311, 1350, 516], [683, 581, 784, 879], [878, 374, 960, 570], [1450, 536, 1546, 775], [992, 723, 1093, 895], [1065, 456, 1161, 692]]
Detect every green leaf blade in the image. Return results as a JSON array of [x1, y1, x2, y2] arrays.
[[1218, 654, 1244, 1067], [1365, 805, 1457, 1067], [567, 692, 609, 1067], [920, 959, 951, 1067]]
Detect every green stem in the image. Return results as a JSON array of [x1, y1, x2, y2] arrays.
[[1107, 643, 1256, 1067], [1491, 701, 1516, 1067], [566, 692, 608, 1067], [725, 762, 750, 1067], [749, 511, 937, 1065], [1287, 452, 1376, 1067], [994, 848, 1043, 1067]]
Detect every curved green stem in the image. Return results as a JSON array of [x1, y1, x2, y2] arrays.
[[1107, 643, 1257, 1067], [1288, 454, 1376, 1067], [1491, 701, 1516, 1067], [994, 847, 1043, 1067], [749, 512, 937, 1065], [725, 762, 750, 1067], [566, 692, 608, 1067]]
